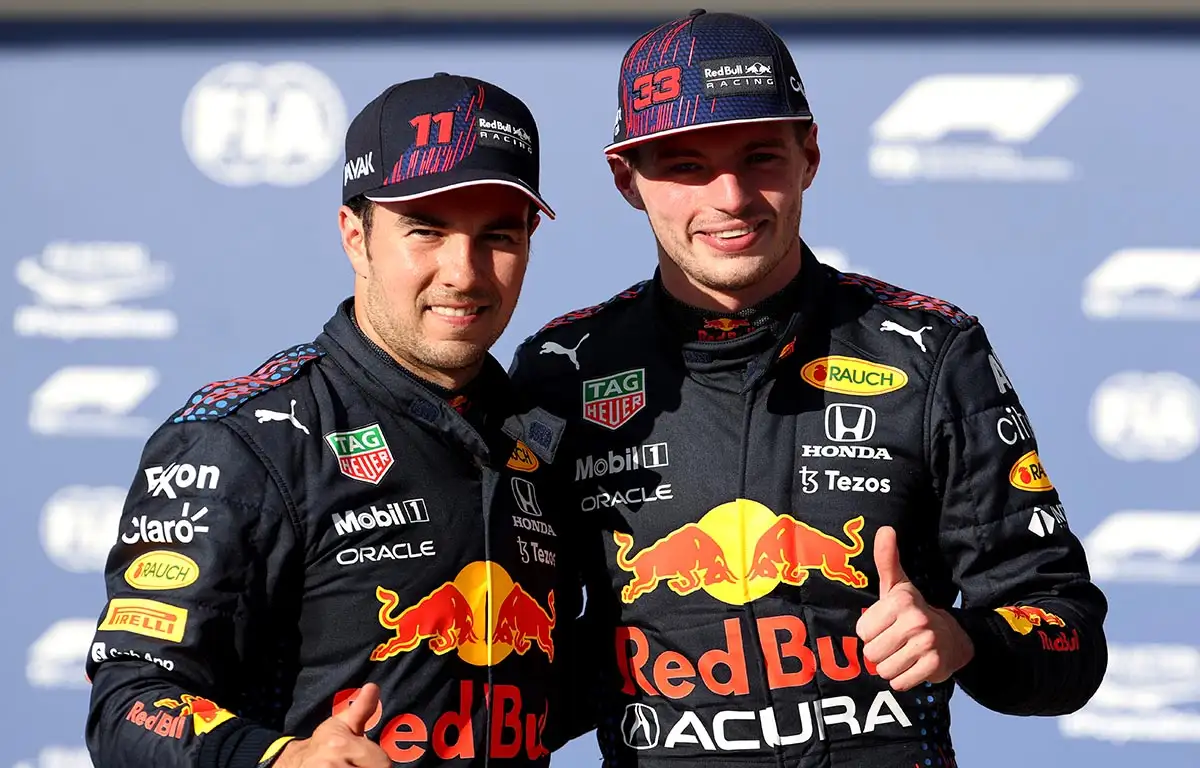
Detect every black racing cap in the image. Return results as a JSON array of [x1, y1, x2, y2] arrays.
[[607, 9, 813, 153], [342, 72, 554, 218]]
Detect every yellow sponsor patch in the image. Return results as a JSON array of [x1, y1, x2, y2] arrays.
[[99, 598, 188, 643], [1009, 450, 1054, 491], [800, 356, 908, 396], [124, 551, 200, 591], [506, 441, 539, 473]]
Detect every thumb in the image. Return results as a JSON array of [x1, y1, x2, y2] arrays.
[[334, 683, 380, 736], [874, 526, 909, 595]]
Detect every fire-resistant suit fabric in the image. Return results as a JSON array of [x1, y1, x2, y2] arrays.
[[508, 244, 1107, 768], [85, 298, 577, 768]]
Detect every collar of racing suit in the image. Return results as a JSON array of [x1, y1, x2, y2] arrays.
[[317, 297, 529, 465], [650, 240, 832, 388]]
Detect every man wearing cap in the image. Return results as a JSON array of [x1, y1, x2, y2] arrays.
[[510, 10, 1107, 766], [86, 73, 573, 768]]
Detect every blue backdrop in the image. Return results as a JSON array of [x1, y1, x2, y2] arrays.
[[3, 22, 1197, 768]]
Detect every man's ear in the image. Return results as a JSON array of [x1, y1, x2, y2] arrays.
[[607, 154, 645, 212], [339, 205, 370, 279], [800, 122, 821, 191]]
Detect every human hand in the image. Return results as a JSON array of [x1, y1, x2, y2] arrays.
[[274, 683, 390, 768], [855, 527, 974, 691]]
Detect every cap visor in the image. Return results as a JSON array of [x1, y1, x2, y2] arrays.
[[604, 114, 813, 155], [365, 172, 555, 220]]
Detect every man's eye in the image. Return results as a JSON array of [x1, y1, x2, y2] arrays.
[[748, 152, 782, 164], [485, 233, 519, 244], [410, 229, 440, 238], [669, 162, 702, 173]]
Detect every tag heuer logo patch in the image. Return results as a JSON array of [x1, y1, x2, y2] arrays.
[[325, 424, 394, 484], [582, 369, 645, 430]]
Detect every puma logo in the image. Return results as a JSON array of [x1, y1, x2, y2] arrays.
[[539, 333, 590, 370], [879, 320, 932, 353], [254, 399, 310, 434]]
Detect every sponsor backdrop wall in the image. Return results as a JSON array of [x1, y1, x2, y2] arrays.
[[2, 21, 1197, 768]]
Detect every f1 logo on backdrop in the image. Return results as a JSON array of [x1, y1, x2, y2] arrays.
[[1089, 371, 1200, 461], [29, 366, 159, 438], [1082, 249, 1200, 320], [182, 61, 347, 187], [869, 74, 1079, 182], [1084, 511, 1200, 585]]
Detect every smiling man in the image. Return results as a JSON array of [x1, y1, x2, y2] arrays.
[[86, 73, 576, 768], [510, 9, 1108, 768]]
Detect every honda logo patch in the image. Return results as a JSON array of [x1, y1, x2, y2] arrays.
[[825, 404, 877, 443], [511, 478, 543, 518]]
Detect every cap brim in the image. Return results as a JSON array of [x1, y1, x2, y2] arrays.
[[603, 114, 814, 155], [365, 171, 555, 220]]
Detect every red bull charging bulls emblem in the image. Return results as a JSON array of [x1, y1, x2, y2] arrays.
[[372, 561, 554, 666], [613, 500, 868, 605]]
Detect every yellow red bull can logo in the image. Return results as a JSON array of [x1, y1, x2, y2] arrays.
[[613, 500, 867, 606], [372, 561, 554, 666], [800, 356, 908, 396], [1009, 450, 1054, 491]]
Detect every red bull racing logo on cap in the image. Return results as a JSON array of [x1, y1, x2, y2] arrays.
[[613, 499, 868, 605], [372, 561, 554, 666]]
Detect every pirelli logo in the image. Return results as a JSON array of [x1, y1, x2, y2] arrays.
[[98, 598, 188, 643]]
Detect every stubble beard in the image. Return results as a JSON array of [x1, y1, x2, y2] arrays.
[[658, 192, 804, 293], [362, 267, 491, 377]]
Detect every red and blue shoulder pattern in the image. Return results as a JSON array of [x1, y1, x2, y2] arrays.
[[171, 343, 324, 423], [522, 280, 650, 342], [835, 271, 977, 327]]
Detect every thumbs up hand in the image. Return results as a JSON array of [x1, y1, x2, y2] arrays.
[[855, 527, 975, 692], [275, 683, 390, 768]]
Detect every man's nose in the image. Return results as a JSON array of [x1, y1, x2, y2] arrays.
[[436, 234, 482, 288], [709, 170, 755, 215]]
